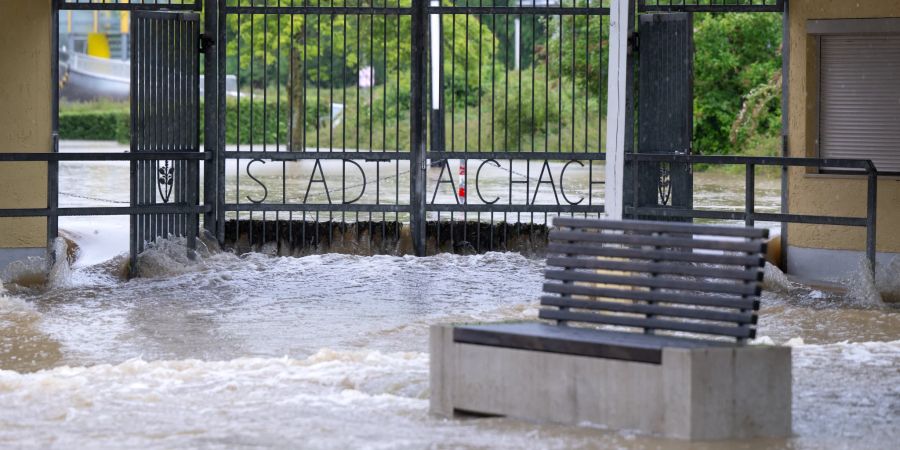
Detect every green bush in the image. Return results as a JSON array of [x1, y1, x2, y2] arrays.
[[59, 110, 130, 142], [58, 97, 326, 145], [693, 12, 782, 155], [491, 67, 566, 149]]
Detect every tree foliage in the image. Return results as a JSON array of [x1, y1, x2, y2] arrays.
[[692, 12, 782, 155]]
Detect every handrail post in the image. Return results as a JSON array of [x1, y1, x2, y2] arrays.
[[745, 163, 755, 228], [866, 164, 877, 273], [49, 0, 60, 266], [203, 0, 220, 241], [409, 0, 428, 256]]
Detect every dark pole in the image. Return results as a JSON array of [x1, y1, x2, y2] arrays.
[[410, 0, 428, 256], [745, 163, 755, 227], [216, 0, 227, 243], [623, 0, 636, 218], [49, 0, 60, 259], [866, 163, 877, 274], [780, 0, 790, 269], [203, 0, 219, 240]]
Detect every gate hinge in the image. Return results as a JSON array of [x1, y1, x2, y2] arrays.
[[628, 32, 639, 54], [200, 34, 216, 54]]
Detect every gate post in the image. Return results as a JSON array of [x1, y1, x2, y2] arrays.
[[203, 0, 220, 241], [410, 0, 428, 256]]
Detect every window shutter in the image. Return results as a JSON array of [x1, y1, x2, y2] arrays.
[[820, 35, 900, 173]]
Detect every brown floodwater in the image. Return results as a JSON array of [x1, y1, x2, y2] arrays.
[[0, 147, 896, 449]]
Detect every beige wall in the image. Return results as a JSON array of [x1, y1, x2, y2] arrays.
[[788, 0, 900, 252], [0, 0, 52, 248]]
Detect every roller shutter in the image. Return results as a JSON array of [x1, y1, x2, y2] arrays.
[[820, 35, 900, 173]]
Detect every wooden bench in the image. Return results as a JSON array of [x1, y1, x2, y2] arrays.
[[431, 218, 791, 440], [453, 218, 768, 364]]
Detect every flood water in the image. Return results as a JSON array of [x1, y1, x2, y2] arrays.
[[0, 143, 898, 449]]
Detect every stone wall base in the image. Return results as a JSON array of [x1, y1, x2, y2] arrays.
[[430, 324, 792, 440]]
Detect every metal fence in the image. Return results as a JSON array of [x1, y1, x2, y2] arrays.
[[56, 0, 202, 11], [637, 0, 782, 13], [209, 0, 610, 255], [627, 154, 880, 269], [0, 0, 884, 273]]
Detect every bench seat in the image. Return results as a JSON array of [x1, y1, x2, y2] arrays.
[[454, 322, 733, 364], [430, 219, 792, 439]]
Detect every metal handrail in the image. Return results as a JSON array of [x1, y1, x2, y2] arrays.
[[626, 153, 879, 270], [0, 150, 209, 217]]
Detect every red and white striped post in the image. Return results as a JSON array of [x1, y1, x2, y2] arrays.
[[457, 159, 467, 204]]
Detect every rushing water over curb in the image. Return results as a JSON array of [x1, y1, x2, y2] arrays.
[[1, 239, 898, 448]]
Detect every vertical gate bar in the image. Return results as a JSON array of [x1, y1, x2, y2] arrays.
[[217, 0, 227, 243], [150, 16, 158, 244], [159, 17, 167, 241], [49, 2, 60, 258], [181, 17, 187, 238], [187, 16, 200, 253], [780, 0, 791, 270], [183, 18, 190, 238], [166, 16, 175, 239], [410, 0, 428, 256], [866, 165, 877, 273], [176, 18, 184, 238], [745, 163, 755, 228], [143, 16, 153, 252], [130, 14, 139, 275], [138, 15, 145, 254]]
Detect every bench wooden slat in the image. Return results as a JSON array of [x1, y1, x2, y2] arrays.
[[540, 296, 758, 324], [453, 323, 666, 363], [543, 282, 759, 310], [453, 323, 737, 364], [547, 242, 766, 267], [456, 220, 768, 356], [550, 230, 767, 254], [539, 309, 755, 339], [552, 218, 770, 239], [545, 270, 762, 297], [546, 256, 763, 281]]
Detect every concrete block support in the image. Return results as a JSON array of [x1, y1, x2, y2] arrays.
[[430, 324, 792, 440]]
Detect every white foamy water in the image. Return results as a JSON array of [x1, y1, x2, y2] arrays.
[[0, 242, 898, 449]]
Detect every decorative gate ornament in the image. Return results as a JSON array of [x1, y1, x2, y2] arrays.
[[157, 161, 175, 204]]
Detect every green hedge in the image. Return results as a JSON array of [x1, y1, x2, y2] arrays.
[[59, 98, 325, 145], [59, 110, 130, 142]]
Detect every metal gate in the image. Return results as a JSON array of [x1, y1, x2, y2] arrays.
[[130, 11, 202, 271], [208, 0, 610, 256], [633, 12, 693, 215], [46, 0, 792, 267]]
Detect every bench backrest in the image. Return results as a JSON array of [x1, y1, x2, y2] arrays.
[[543, 218, 769, 342]]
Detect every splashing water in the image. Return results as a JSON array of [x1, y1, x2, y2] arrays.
[[0, 232, 898, 448], [762, 262, 795, 293], [847, 257, 885, 308], [874, 256, 900, 304], [1, 238, 74, 292]]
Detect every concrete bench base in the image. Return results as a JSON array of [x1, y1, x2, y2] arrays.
[[430, 324, 792, 440]]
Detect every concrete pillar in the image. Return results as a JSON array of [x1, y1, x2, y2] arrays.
[[604, 0, 629, 220], [0, 0, 53, 270]]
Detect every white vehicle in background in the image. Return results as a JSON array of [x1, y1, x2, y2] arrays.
[[60, 32, 238, 102]]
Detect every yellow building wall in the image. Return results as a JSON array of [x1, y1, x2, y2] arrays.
[[0, 0, 52, 248], [788, 0, 900, 252]]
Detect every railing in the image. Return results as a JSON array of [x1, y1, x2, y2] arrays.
[[56, 0, 201, 11], [637, 0, 783, 13], [627, 153, 879, 269], [0, 136, 211, 269]]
